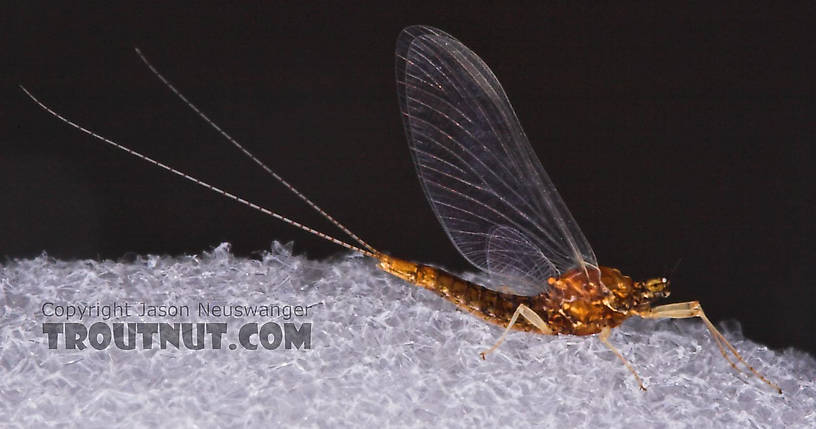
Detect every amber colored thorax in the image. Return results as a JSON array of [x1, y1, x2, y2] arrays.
[[539, 267, 670, 336]]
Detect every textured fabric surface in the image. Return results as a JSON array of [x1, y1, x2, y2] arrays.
[[1, 243, 813, 428]]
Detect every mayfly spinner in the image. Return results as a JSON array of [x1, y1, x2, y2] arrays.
[[21, 26, 780, 393]]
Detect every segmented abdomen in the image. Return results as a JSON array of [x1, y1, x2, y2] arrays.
[[377, 254, 540, 331]]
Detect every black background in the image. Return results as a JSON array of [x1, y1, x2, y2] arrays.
[[4, 4, 814, 356]]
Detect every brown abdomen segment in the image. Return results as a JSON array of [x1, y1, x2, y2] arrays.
[[376, 255, 539, 331]]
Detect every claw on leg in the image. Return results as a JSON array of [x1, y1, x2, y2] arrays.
[[640, 301, 781, 394], [599, 327, 647, 391]]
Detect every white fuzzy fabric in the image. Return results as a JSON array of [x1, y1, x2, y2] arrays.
[[1, 243, 814, 428]]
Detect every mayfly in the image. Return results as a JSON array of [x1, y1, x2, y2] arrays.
[[21, 25, 780, 393]]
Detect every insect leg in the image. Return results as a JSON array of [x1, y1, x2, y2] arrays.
[[643, 302, 742, 373], [598, 326, 647, 391], [480, 304, 552, 359], [641, 301, 781, 394]]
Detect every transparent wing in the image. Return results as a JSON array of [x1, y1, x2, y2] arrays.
[[485, 225, 557, 296], [396, 26, 598, 294]]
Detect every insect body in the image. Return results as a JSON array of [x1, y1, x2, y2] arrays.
[[21, 26, 780, 393], [379, 256, 663, 337]]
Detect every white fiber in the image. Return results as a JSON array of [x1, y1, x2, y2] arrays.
[[1, 242, 814, 428]]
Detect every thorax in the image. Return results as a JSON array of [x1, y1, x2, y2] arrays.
[[536, 266, 645, 336]]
